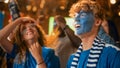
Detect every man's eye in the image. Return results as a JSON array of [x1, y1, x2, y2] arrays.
[[80, 13, 87, 18]]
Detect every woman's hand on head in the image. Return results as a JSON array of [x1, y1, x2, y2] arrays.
[[13, 17, 36, 24]]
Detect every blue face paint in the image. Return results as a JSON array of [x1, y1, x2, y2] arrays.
[[74, 10, 95, 35]]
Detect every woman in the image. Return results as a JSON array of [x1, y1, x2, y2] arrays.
[[0, 17, 60, 68]]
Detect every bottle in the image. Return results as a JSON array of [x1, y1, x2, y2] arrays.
[[9, 0, 20, 21]]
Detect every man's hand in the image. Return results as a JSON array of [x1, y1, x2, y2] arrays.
[[54, 15, 67, 30]]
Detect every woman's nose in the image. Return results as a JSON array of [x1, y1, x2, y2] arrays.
[[26, 25, 32, 30]]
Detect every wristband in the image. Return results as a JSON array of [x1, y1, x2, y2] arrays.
[[37, 60, 44, 65], [63, 25, 68, 30]]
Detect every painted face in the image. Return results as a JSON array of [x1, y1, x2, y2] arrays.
[[74, 10, 95, 35]]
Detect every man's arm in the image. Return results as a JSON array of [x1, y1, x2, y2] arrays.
[[54, 15, 81, 48], [63, 25, 81, 48]]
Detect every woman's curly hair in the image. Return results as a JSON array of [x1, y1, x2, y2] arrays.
[[13, 18, 46, 63]]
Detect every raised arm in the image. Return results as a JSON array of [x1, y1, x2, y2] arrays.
[[54, 15, 81, 48], [63, 25, 81, 48], [0, 17, 26, 53]]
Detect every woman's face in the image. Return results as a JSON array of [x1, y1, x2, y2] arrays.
[[20, 22, 39, 41]]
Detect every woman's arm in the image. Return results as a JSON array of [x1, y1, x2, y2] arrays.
[[0, 17, 25, 53]]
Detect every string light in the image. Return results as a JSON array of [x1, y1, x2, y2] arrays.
[[110, 0, 116, 4], [32, 6, 37, 12], [4, 0, 9, 4], [26, 5, 32, 11], [118, 11, 120, 16]]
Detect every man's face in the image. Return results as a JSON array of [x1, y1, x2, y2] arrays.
[[74, 10, 95, 35]]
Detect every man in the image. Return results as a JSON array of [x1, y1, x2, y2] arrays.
[[66, 0, 120, 68]]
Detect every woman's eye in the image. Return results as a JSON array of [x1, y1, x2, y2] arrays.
[[30, 24, 35, 27], [21, 27, 27, 35], [80, 13, 87, 18], [22, 26, 26, 31]]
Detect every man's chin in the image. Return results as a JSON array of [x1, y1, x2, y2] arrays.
[[75, 32, 85, 37], [75, 32, 83, 35]]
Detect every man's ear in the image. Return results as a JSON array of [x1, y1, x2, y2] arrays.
[[95, 18, 102, 26]]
